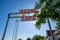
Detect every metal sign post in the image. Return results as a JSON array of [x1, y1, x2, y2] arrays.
[[1, 13, 21, 40], [2, 14, 10, 40], [2, 9, 37, 40]]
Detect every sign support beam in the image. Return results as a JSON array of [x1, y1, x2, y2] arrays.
[[2, 14, 10, 40], [1, 13, 21, 40]]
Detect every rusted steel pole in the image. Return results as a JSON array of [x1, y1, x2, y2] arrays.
[[2, 14, 10, 40]]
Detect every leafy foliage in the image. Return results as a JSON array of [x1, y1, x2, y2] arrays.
[[32, 35, 44, 40], [26, 37, 31, 40], [35, 0, 60, 29], [18, 38, 22, 40], [56, 20, 60, 29]]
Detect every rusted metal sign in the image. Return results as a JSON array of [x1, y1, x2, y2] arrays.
[[20, 9, 37, 14], [19, 9, 37, 21], [21, 16, 37, 21]]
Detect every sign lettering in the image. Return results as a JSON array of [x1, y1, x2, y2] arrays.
[[20, 9, 37, 14], [21, 16, 37, 21]]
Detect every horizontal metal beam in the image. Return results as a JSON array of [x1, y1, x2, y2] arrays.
[[9, 13, 19, 15], [8, 13, 22, 18], [9, 16, 22, 18]]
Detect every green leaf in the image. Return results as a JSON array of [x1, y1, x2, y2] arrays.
[[35, 0, 60, 29]]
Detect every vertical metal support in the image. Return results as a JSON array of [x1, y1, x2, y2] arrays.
[[14, 19, 19, 40], [2, 14, 10, 40], [12, 19, 19, 40], [47, 18, 55, 40]]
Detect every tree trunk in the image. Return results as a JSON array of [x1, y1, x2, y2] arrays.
[[47, 18, 55, 40]]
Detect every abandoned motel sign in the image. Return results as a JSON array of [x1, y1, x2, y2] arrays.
[[19, 9, 37, 21], [9, 9, 37, 20], [2, 9, 37, 40]]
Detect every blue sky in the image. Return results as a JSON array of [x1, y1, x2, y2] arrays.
[[0, 0, 56, 40]]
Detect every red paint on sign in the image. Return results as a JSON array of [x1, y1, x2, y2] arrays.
[[21, 16, 37, 21], [20, 9, 37, 14]]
